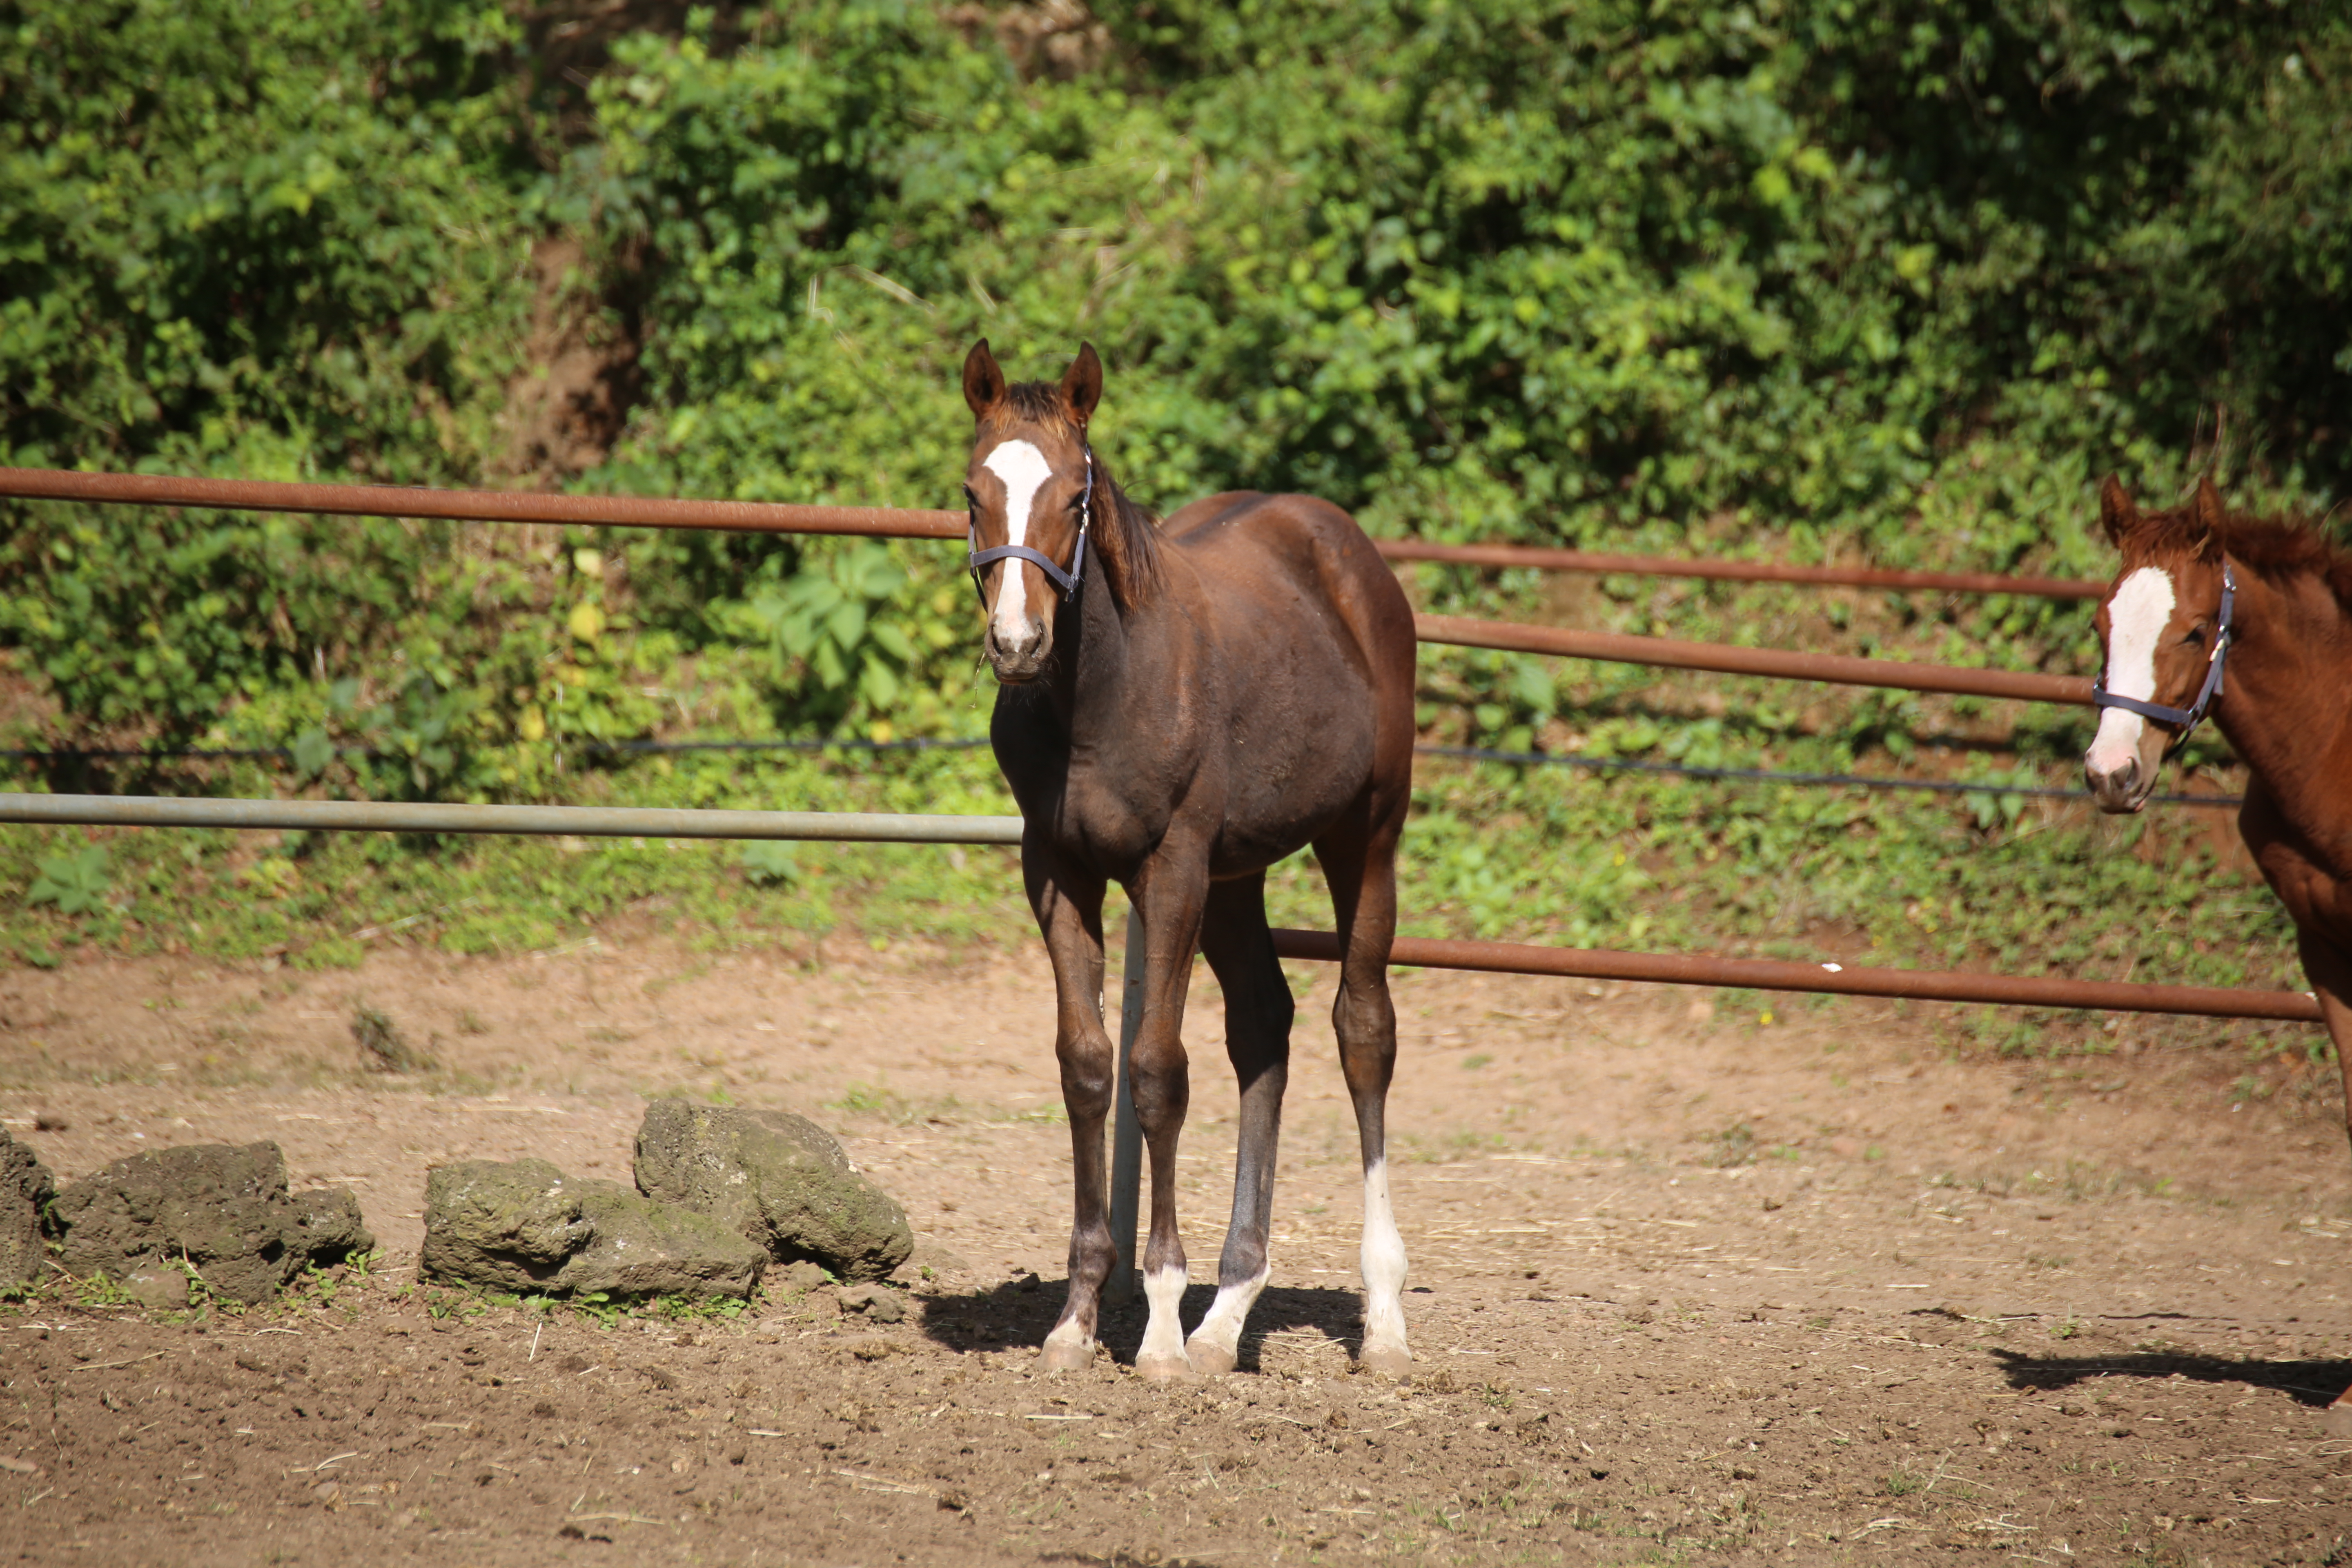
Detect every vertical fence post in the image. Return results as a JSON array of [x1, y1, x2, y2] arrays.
[[1105, 905, 1145, 1304]]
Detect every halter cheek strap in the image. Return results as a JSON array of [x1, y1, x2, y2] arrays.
[[2091, 560, 2234, 755], [967, 446, 1094, 605]]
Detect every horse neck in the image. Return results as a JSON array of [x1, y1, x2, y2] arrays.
[[2212, 559, 2352, 806], [1041, 524, 1145, 733]]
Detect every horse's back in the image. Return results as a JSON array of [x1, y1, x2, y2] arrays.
[[1161, 491, 1414, 688], [1159, 490, 1417, 838]]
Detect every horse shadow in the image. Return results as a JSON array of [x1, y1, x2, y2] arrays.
[[917, 1276, 1363, 1370], [1986, 1345, 2352, 1409]]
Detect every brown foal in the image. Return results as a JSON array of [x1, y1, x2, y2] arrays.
[[960, 341, 1419, 1378], [2083, 476, 2352, 1419]]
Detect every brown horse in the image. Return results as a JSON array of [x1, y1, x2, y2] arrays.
[[2084, 477, 2352, 1418], [959, 340, 1419, 1377]]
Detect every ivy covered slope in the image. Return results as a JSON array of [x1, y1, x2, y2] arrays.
[[0, 0, 2347, 1036]]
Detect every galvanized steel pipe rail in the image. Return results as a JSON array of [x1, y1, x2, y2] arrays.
[[0, 466, 2103, 598], [0, 793, 1023, 844]]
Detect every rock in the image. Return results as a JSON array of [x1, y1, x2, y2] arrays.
[[633, 1099, 914, 1283], [837, 1282, 908, 1324], [419, 1158, 764, 1300], [48, 1142, 371, 1305], [0, 1130, 56, 1289]]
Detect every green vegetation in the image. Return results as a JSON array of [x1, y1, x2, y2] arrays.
[[2, 0, 2346, 1057]]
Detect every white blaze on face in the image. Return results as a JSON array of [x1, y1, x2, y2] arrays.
[[2087, 565, 2177, 777], [982, 439, 1054, 652]]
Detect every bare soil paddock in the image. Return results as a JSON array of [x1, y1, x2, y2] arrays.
[[2, 939, 2349, 1565]]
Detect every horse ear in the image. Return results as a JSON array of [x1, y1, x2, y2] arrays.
[[2191, 476, 2226, 556], [2098, 474, 2139, 546], [963, 340, 1007, 418], [1062, 342, 1103, 427]]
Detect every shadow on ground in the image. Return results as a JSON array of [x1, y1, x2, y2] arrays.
[[1990, 1346, 2352, 1408], [919, 1277, 1361, 1369]]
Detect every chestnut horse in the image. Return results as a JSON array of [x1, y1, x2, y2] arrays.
[[960, 340, 1418, 1377], [2083, 476, 2352, 1419]]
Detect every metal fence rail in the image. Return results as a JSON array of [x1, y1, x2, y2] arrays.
[[1269, 930, 2321, 1023], [1379, 537, 2104, 599], [0, 466, 2103, 599], [0, 466, 964, 540], [1418, 614, 2095, 706], [0, 792, 2309, 1024], [0, 793, 1024, 844]]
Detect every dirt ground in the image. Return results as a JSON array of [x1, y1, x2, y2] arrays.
[[3, 935, 2350, 1566]]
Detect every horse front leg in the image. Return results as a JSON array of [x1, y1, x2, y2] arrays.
[[1127, 851, 1211, 1380], [1027, 850, 1115, 1372]]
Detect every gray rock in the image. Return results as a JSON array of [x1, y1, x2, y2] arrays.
[[48, 1142, 372, 1305], [0, 1130, 56, 1290], [634, 1098, 914, 1283], [420, 1158, 764, 1300]]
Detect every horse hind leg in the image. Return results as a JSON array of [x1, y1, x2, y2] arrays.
[[1186, 874, 1292, 1376], [1317, 817, 1411, 1376]]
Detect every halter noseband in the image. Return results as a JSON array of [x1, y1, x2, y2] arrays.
[[967, 445, 1094, 606], [2091, 559, 2234, 755]]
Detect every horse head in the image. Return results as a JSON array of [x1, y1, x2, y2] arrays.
[[961, 339, 1102, 684], [2084, 475, 2233, 813]]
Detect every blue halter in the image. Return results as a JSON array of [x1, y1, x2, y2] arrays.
[[967, 446, 1094, 605], [2090, 560, 2235, 756]]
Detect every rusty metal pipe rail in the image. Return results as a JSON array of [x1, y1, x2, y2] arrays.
[[1418, 613, 2095, 706], [1267, 930, 2322, 1023], [0, 793, 1024, 844], [1381, 538, 2103, 599], [0, 466, 2103, 598], [0, 466, 965, 540]]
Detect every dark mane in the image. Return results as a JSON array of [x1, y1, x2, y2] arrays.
[[1089, 465, 1164, 608], [1002, 377, 1165, 608], [2143, 497, 2352, 609]]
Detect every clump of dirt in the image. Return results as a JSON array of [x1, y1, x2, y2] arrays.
[[636, 1097, 915, 1281], [48, 1140, 370, 1304], [351, 1003, 431, 1074], [420, 1156, 764, 1299]]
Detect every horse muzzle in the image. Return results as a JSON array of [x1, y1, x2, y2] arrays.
[[984, 623, 1052, 684], [2082, 755, 2154, 815]]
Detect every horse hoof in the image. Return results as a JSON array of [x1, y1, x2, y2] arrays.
[[1358, 1342, 1413, 1378], [1036, 1339, 1095, 1373], [1185, 1339, 1238, 1376], [2327, 1399, 2352, 1439], [1134, 1351, 1194, 1383]]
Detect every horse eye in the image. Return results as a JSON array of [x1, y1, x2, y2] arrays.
[[2184, 625, 2207, 647]]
